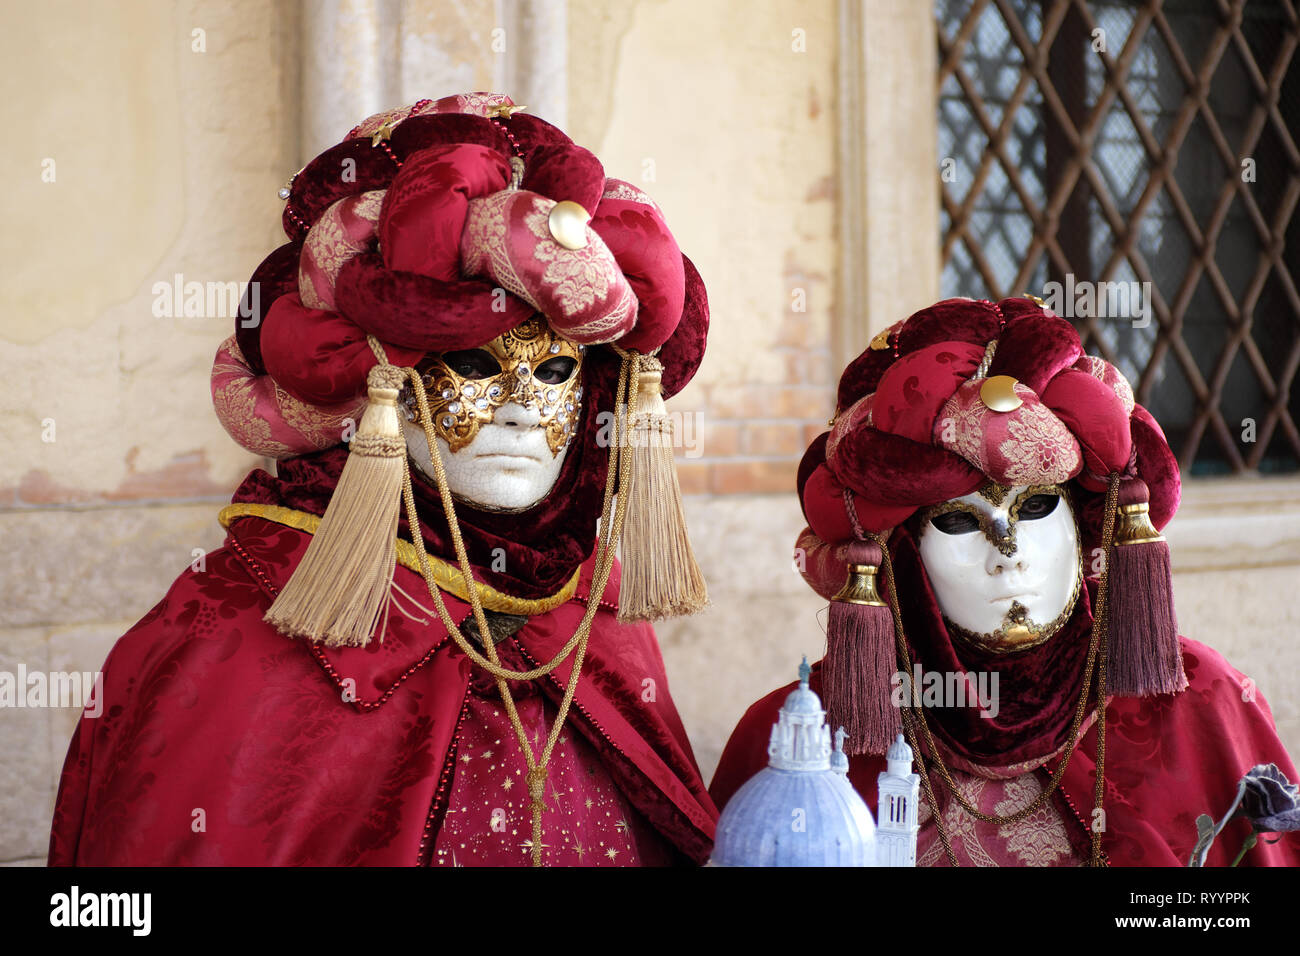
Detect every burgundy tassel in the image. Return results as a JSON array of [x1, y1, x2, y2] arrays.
[[1106, 479, 1187, 695], [824, 538, 900, 755]]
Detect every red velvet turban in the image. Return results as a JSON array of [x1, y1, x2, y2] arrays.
[[213, 92, 708, 458], [798, 297, 1181, 597]]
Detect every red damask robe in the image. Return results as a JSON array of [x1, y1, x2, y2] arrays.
[[48, 512, 717, 866], [711, 639, 1300, 867]]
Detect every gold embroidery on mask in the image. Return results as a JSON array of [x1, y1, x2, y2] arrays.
[[404, 315, 584, 457], [920, 483, 1070, 558], [977, 481, 1011, 507], [1008, 483, 1068, 526], [918, 500, 1017, 557], [944, 553, 1082, 655]]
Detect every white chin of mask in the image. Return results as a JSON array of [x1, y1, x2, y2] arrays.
[[917, 485, 1081, 652], [403, 403, 568, 512]]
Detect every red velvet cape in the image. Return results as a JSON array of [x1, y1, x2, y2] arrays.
[[48, 513, 718, 865], [710, 640, 1300, 867]]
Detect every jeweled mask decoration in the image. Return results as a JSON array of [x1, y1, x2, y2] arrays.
[[917, 481, 1082, 654], [412, 314, 585, 455], [402, 315, 585, 511]]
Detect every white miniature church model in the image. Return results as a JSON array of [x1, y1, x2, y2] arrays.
[[710, 659, 919, 867], [876, 733, 921, 866]]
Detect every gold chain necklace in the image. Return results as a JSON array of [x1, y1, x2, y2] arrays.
[[372, 337, 639, 866]]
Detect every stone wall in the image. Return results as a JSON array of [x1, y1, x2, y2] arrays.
[[0, 0, 298, 864]]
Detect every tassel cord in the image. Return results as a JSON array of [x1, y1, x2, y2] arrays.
[[878, 474, 1118, 865], [263, 363, 408, 647], [1087, 473, 1118, 867], [607, 344, 706, 621], [398, 347, 632, 682], [378, 336, 637, 866]]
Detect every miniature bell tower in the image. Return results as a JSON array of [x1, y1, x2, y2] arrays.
[[875, 733, 920, 866]]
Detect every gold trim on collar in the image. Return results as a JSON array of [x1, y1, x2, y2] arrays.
[[218, 503, 580, 616]]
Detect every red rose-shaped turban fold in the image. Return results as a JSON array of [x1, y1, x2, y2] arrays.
[[830, 432, 985, 523], [281, 139, 396, 240], [897, 298, 1004, 354], [385, 114, 512, 162], [986, 310, 1084, 393], [261, 294, 423, 406], [657, 254, 708, 399], [815, 403, 980, 535], [834, 297, 1073, 417], [378, 144, 512, 281], [804, 463, 922, 544], [801, 466, 854, 545], [591, 180, 686, 354], [796, 430, 830, 505], [835, 342, 896, 417], [236, 241, 301, 376], [1130, 404, 1181, 529], [825, 393, 984, 511], [520, 142, 608, 218], [333, 256, 533, 351], [212, 336, 366, 459], [284, 104, 513, 240], [460, 189, 638, 344], [1039, 366, 1133, 480], [299, 190, 386, 310], [871, 342, 986, 442], [498, 112, 573, 151], [933, 378, 1084, 485]]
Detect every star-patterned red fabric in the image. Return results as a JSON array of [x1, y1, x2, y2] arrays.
[[432, 691, 673, 866]]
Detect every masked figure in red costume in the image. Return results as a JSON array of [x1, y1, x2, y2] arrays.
[[711, 296, 1299, 867], [49, 93, 717, 866]]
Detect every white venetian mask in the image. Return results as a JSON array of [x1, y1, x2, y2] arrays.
[[402, 318, 581, 511], [916, 482, 1082, 653], [404, 401, 570, 511]]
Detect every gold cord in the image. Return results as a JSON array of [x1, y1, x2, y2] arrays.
[[218, 502, 580, 614], [874, 472, 1118, 867], [368, 335, 640, 866], [1087, 474, 1118, 867]]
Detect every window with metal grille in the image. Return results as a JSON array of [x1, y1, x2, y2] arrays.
[[937, 0, 1300, 474]]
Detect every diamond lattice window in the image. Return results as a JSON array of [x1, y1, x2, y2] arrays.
[[938, 0, 1300, 474]]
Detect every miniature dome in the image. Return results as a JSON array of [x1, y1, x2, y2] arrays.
[[886, 733, 914, 777], [781, 685, 824, 717], [710, 659, 877, 867], [781, 660, 824, 717]]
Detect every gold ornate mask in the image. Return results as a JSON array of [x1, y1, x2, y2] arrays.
[[406, 315, 585, 457]]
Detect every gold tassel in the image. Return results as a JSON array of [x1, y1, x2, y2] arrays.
[[616, 353, 708, 622], [264, 362, 408, 647]]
